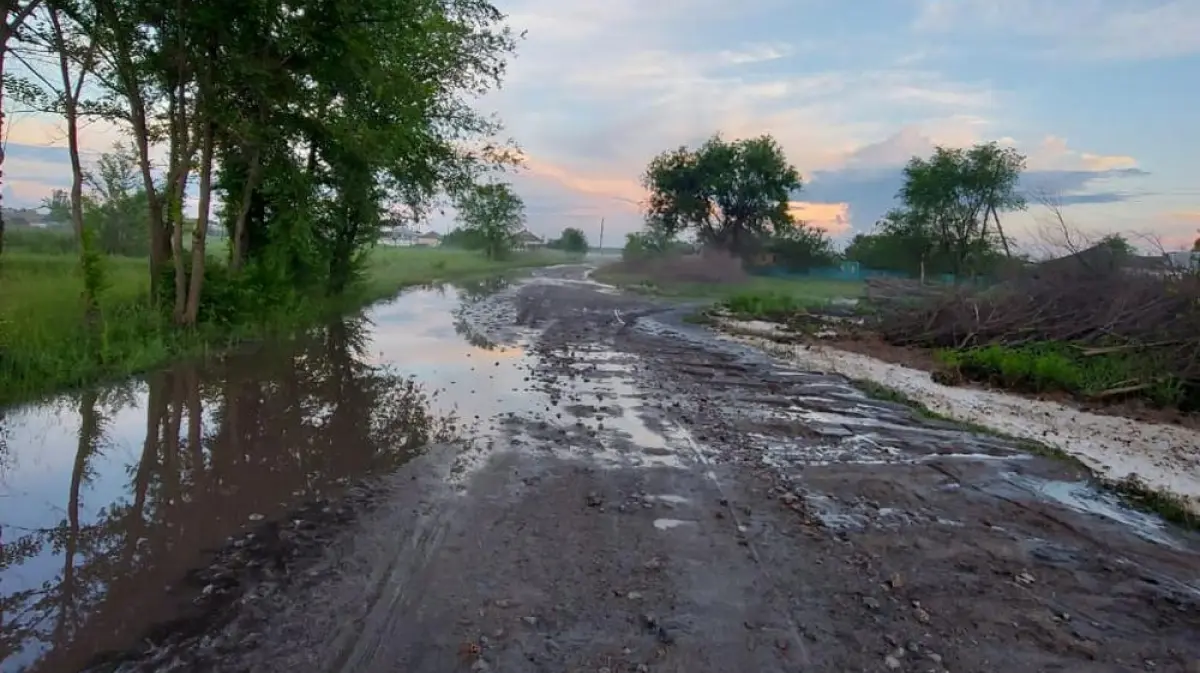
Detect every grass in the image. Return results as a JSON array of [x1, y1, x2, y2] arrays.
[[592, 266, 863, 305], [0, 247, 570, 406], [851, 376, 1197, 529], [936, 342, 1190, 410]]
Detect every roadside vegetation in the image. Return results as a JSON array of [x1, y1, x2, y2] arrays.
[[0, 243, 561, 405], [610, 126, 1197, 418], [0, 0, 546, 404]]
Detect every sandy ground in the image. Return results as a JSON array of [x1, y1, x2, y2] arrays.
[[88, 266, 1200, 673], [716, 317, 1200, 515]]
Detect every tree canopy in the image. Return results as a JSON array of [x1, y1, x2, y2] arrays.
[[454, 182, 526, 260], [895, 142, 1026, 277], [642, 134, 802, 257], [5, 0, 519, 322], [548, 227, 588, 254]]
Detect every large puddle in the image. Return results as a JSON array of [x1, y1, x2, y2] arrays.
[[0, 277, 533, 672]]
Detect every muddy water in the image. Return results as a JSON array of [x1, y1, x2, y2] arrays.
[[0, 278, 522, 673]]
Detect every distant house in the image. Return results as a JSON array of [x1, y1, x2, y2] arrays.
[[514, 230, 543, 250], [1034, 243, 1188, 279], [415, 231, 441, 247], [2, 207, 49, 228], [1165, 250, 1200, 272], [380, 224, 419, 247]]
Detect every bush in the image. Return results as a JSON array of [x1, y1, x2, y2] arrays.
[[722, 291, 806, 321]]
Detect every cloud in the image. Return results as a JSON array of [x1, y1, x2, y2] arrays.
[[913, 0, 1200, 60], [789, 201, 851, 235], [795, 129, 1151, 237], [3, 0, 1190, 252], [1156, 210, 1200, 249]]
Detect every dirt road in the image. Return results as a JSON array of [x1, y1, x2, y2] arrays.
[[107, 266, 1200, 672]]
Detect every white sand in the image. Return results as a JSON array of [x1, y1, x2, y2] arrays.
[[718, 319, 1200, 513]]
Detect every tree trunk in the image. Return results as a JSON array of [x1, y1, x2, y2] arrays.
[[93, 0, 169, 297], [183, 121, 215, 325], [50, 7, 87, 244], [230, 148, 261, 272], [988, 205, 1012, 258]]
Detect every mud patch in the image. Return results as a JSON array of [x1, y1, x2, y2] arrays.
[[715, 319, 1200, 515]]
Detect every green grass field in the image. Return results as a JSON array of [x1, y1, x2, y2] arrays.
[[591, 266, 863, 304], [0, 247, 570, 405]]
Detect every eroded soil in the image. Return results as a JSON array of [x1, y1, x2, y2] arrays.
[[33, 266, 1200, 672]]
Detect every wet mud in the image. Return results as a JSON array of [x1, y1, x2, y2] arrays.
[[4, 267, 1200, 672]]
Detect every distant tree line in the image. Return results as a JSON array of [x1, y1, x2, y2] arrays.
[[632, 132, 1029, 280]]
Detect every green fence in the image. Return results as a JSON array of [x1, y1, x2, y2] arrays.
[[750, 261, 961, 285]]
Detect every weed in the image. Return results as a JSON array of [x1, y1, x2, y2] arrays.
[[1110, 475, 1197, 529], [937, 342, 1189, 409], [722, 291, 808, 320]]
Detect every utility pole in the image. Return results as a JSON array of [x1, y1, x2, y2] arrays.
[[598, 217, 605, 253]]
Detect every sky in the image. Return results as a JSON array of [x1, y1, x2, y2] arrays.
[[4, 0, 1200, 252]]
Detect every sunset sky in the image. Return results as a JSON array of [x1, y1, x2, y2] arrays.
[[5, 0, 1199, 251]]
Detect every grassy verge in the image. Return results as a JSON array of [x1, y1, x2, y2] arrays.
[[592, 266, 862, 305], [0, 247, 568, 406]]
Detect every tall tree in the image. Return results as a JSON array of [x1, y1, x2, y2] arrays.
[[643, 134, 801, 257], [897, 142, 1026, 278], [454, 182, 524, 260]]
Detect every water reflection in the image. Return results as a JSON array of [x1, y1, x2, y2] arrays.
[[0, 317, 453, 672]]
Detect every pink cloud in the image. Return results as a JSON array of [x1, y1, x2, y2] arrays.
[[788, 201, 852, 235]]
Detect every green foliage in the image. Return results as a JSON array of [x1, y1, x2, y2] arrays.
[[0, 248, 563, 404], [1097, 234, 1135, 260], [642, 133, 801, 257], [40, 190, 73, 224], [84, 144, 152, 257], [764, 222, 838, 271], [548, 227, 588, 254], [938, 342, 1189, 408], [1, 0, 524, 393], [891, 142, 1026, 278], [2, 227, 77, 254], [845, 209, 1008, 280], [441, 227, 487, 251], [454, 182, 526, 260], [722, 291, 808, 321]]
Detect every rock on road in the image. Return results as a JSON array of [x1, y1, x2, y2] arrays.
[[165, 266, 1200, 673]]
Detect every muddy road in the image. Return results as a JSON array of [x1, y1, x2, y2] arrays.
[[3, 266, 1199, 672]]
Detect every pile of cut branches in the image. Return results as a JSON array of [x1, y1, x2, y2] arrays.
[[863, 267, 1200, 396]]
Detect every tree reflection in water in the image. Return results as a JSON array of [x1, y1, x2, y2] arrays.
[[0, 316, 454, 673], [452, 276, 513, 351]]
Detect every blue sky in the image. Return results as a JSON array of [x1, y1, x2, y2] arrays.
[[5, 0, 1199, 251]]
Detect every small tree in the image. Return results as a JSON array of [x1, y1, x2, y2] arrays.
[[41, 189, 72, 224], [550, 227, 588, 254], [455, 182, 525, 260], [643, 133, 800, 257]]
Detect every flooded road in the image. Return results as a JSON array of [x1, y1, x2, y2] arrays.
[[0, 277, 521, 672], [4, 266, 1200, 672]]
